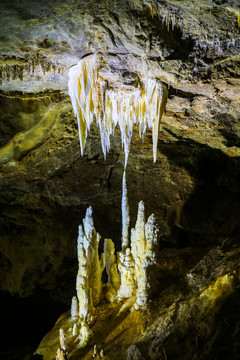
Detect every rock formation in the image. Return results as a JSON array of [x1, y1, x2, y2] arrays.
[[76, 207, 105, 323], [1, 0, 240, 359], [67, 168, 160, 349], [104, 238, 121, 294], [68, 54, 168, 167]]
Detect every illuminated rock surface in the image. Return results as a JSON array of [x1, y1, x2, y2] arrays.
[[0, 0, 240, 359]]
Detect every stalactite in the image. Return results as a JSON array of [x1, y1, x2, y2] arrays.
[[6, 65, 10, 82], [0, 54, 61, 84], [68, 54, 168, 167], [121, 170, 130, 251]]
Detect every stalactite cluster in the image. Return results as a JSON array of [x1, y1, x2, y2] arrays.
[[68, 53, 168, 167], [0, 53, 63, 85], [146, 0, 240, 73]]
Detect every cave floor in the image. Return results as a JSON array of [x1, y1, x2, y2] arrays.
[[36, 238, 240, 360]]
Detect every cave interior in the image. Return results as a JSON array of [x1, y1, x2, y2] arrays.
[[0, 0, 240, 359]]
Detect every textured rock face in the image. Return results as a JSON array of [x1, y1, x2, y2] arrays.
[[0, 0, 240, 358]]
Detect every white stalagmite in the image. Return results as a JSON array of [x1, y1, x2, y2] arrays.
[[79, 320, 93, 347], [131, 201, 146, 269], [71, 296, 79, 318], [117, 248, 136, 300], [104, 238, 120, 292], [56, 348, 67, 360], [72, 323, 78, 337], [133, 212, 159, 308], [121, 170, 130, 251], [68, 54, 168, 168], [116, 173, 159, 307], [76, 207, 105, 323], [59, 328, 67, 354]]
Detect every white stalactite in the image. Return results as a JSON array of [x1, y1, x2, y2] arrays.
[[121, 170, 130, 251], [68, 54, 168, 168]]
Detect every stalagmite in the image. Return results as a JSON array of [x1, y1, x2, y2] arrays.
[[71, 296, 79, 318], [72, 323, 78, 337], [56, 329, 68, 360], [59, 328, 68, 354], [100, 349, 105, 358], [133, 212, 159, 308], [79, 321, 93, 347], [93, 344, 98, 357], [56, 348, 67, 360], [117, 248, 136, 300], [104, 238, 120, 292], [68, 54, 168, 167], [116, 173, 159, 308], [76, 207, 105, 323]]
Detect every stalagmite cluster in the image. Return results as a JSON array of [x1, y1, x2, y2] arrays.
[[56, 329, 68, 360], [117, 178, 159, 308], [68, 54, 168, 167], [67, 170, 159, 353]]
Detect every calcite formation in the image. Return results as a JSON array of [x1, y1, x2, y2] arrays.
[[66, 44, 163, 346], [131, 203, 159, 308], [68, 168, 159, 351], [67, 206, 106, 350], [121, 170, 130, 251], [71, 296, 79, 318], [104, 238, 121, 293], [68, 53, 168, 167], [117, 200, 159, 307], [76, 206, 105, 323], [56, 329, 68, 360]]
